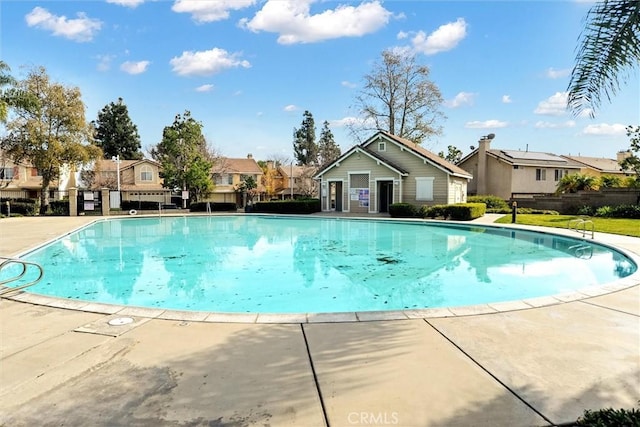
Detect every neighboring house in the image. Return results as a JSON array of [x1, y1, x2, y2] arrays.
[[314, 131, 472, 214], [210, 154, 265, 207], [88, 158, 171, 204], [0, 153, 59, 199], [267, 162, 318, 199], [458, 135, 584, 200], [561, 152, 633, 178]]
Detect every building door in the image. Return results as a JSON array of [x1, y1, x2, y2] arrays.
[[329, 181, 343, 211], [378, 181, 393, 213]]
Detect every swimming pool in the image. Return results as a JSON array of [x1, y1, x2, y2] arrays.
[[4, 215, 637, 314]]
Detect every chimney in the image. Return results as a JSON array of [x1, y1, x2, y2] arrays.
[[617, 150, 632, 163], [247, 153, 253, 159], [477, 136, 491, 195], [266, 160, 274, 170]]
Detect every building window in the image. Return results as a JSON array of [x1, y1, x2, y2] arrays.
[[378, 141, 386, 152], [0, 168, 14, 180], [536, 169, 546, 181], [513, 165, 519, 170], [554, 169, 568, 181], [415, 177, 434, 201], [140, 165, 153, 181]]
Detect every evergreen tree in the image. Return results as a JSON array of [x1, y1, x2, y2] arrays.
[[317, 121, 341, 166], [293, 110, 317, 166], [93, 97, 143, 159], [438, 145, 463, 163], [150, 111, 213, 205]]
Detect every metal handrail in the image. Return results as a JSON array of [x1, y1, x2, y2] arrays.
[[0, 257, 44, 296], [567, 217, 594, 239]]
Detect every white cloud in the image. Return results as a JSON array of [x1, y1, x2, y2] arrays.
[[25, 7, 102, 42], [445, 91, 475, 108], [240, 0, 392, 44], [534, 91, 568, 116], [396, 30, 409, 40], [107, 0, 145, 8], [283, 104, 298, 112], [172, 0, 255, 23], [502, 95, 512, 104], [534, 120, 576, 129], [196, 84, 214, 92], [170, 48, 251, 76], [546, 67, 571, 79], [465, 120, 508, 129], [120, 61, 150, 74], [341, 80, 357, 89], [410, 18, 467, 55], [581, 123, 627, 136]]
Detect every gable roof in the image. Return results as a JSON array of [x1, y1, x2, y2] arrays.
[[314, 143, 410, 179], [96, 158, 159, 172], [561, 155, 628, 174], [212, 157, 262, 174], [365, 131, 472, 179]]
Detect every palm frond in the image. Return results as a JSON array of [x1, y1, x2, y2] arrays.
[[567, 0, 640, 117]]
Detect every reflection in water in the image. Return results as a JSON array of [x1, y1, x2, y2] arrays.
[[9, 216, 637, 313]]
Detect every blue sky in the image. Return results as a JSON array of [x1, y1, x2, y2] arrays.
[[2, 0, 638, 161]]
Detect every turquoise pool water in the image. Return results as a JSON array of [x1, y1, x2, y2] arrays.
[[6, 215, 637, 313]]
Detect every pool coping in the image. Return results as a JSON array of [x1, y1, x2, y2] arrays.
[[3, 213, 640, 323]]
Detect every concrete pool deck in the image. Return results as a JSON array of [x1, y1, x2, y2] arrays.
[[1, 215, 639, 426]]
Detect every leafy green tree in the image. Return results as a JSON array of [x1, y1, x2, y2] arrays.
[[555, 173, 599, 194], [599, 174, 623, 188], [438, 145, 463, 163], [0, 61, 16, 123], [236, 175, 258, 206], [317, 120, 341, 166], [293, 110, 317, 166], [1, 66, 100, 213], [620, 125, 640, 180], [93, 97, 143, 160], [150, 111, 213, 206], [351, 48, 445, 144], [567, 1, 640, 117]]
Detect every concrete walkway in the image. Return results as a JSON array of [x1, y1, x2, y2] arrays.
[[1, 215, 639, 426]]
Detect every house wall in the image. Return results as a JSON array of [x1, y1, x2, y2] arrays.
[[485, 157, 513, 199], [511, 165, 578, 197], [369, 140, 451, 206]]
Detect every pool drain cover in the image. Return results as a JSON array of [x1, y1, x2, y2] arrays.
[[108, 317, 134, 326]]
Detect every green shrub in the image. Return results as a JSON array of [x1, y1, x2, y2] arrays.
[[420, 203, 486, 220], [252, 199, 320, 214], [467, 195, 509, 210], [189, 202, 237, 212], [49, 200, 69, 216], [446, 203, 486, 220], [389, 203, 418, 218], [421, 204, 448, 218], [575, 406, 640, 426], [121, 200, 166, 211], [577, 205, 596, 216], [0, 200, 36, 216]]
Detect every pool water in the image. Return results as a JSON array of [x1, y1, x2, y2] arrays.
[[5, 215, 637, 313]]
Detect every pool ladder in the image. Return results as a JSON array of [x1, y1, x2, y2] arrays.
[[0, 257, 44, 296], [567, 217, 594, 239]]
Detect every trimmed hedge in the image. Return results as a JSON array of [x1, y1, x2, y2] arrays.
[[190, 202, 237, 212], [421, 203, 486, 221], [389, 203, 419, 218], [467, 195, 509, 210], [252, 199, 321, 214], [48, 200, 69, 216], [0, 198, 37, 216]]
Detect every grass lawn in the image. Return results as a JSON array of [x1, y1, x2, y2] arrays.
[[493, 214, 640, 238]]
